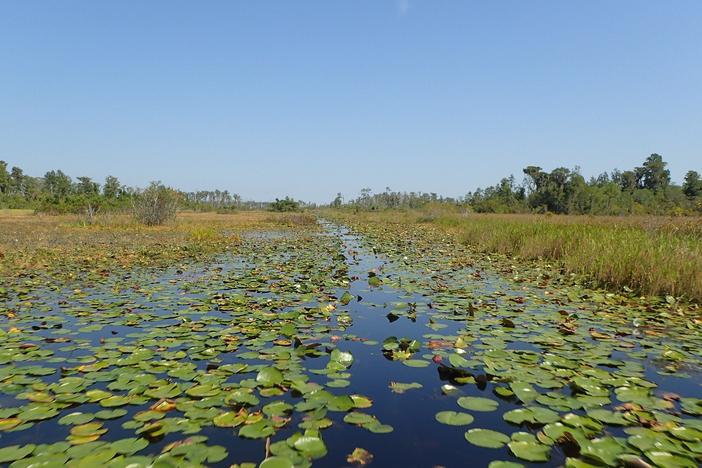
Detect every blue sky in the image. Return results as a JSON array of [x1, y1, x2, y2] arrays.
[[1, 1, 700, 202]]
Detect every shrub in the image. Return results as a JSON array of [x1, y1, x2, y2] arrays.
[[132, 182, 179, 226], [269, 197, 300, 212]]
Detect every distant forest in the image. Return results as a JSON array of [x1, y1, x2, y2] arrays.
[[337, 154, 702, 215], [0, 161, 260, 213], [2, 154, 701, 216]]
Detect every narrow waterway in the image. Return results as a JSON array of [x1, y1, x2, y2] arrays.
[[0, 221, 700, 467]]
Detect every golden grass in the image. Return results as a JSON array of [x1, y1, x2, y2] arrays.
[[0, 211, 316, 278]]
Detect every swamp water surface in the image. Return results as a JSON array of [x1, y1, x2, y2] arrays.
[[0, 221, 701, 467]]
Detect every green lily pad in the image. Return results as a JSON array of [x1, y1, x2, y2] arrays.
[[111, 437, 148, 455], [488, 462, 525, 468], [0, 444, 35, 463], [70, 422, 107, 437], [644, 451, 697, 468], [508, 440, 551, 462], [330, 349, 354, 367], [293, 435, 327, 458], [586, 409, 630, 426], [18, 406, 58, 421], [435, 411, 474, 426], [256, 367, 284, 387], [402, 359, 430, 368], [365, 422, 394, 433], [581, 437, 626, 466], [213, 411, 246, 428], [344, 412, 376, 425], [239, 421, 275, 439], [449, 353, 471, 368], [510, 382, 538, 404], [99, 396, 131, 407], [503, 407, 558, 425], [670, 426, 702, 442], [185, 384, 221, 398], [465, 429, 511, 448], [457, 396, 499, 412], [95, 409, 128, 420], [259, 456, 295, 468], [58, 412, 95, 425]]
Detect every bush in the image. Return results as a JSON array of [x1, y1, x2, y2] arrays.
[[269, 197, 300, 212], [132, 182, 179, 225]]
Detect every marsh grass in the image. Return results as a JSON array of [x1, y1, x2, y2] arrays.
[[446, 215, 702, 301], [0, 211, 313, 278], [264, 212, 317, 226], [327, 209, 702, 302]]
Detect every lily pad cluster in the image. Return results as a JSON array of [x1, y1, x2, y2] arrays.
[[1, 214, 701, 467], [0, 228, 389, 467], [334, 215, 702, 467]]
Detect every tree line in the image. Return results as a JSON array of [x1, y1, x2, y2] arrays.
[[3, 154, 700, 217], [0, 161, 246, 214], [336, 154, 702, 215]]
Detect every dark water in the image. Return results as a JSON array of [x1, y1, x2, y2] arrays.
[[304, 226, 523, 467]]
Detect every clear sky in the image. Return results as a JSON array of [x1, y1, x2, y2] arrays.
[[1, 1, 700, 203]]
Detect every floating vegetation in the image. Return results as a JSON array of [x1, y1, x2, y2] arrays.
[[0, 215, 700, 466]]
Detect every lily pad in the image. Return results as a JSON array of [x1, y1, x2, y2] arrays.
[[457, 396, 499, 412], [508, 440, 551, 462], [256, 367, 284, 387], [581, 437, 626, 466], [293, 435, 327, 458], [465, 429, 510, 448], [0, 444, 35, 463], [435, 411, 474, 426], [259, 456, 295, 468], [111, 437, 149, 455]]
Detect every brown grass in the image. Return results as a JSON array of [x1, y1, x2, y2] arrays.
[[0, 211, 315, 278]]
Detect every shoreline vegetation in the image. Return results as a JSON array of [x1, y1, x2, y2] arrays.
[[2, 207, 700, 304], [2, 154, 702, 218], [0, 211, 316, 282], [1, 152, 700, 303], [324, 208, 702, 304]]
